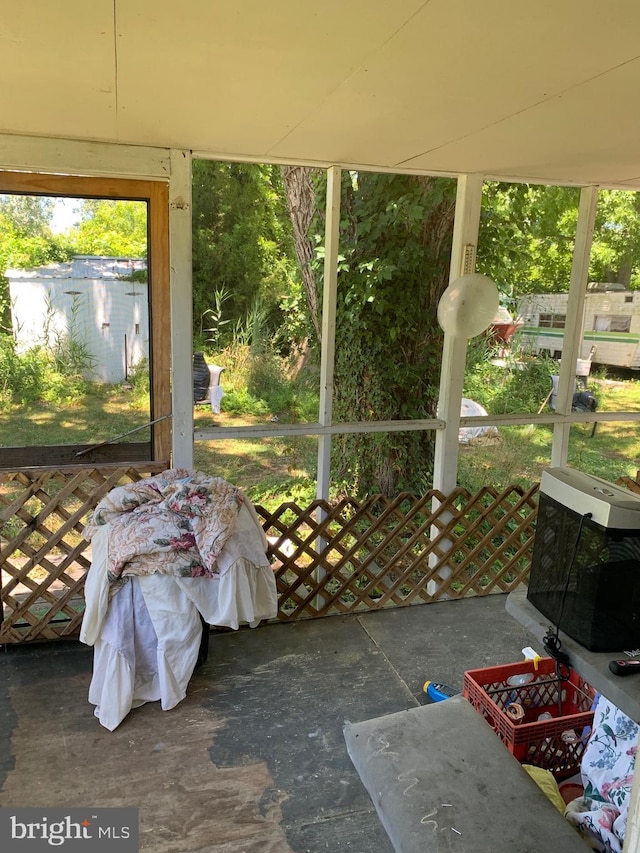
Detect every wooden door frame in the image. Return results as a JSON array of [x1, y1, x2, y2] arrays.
[[0, 171, 171, 463]]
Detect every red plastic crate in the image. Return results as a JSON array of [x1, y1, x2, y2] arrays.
[[462, 658, 596, 780]]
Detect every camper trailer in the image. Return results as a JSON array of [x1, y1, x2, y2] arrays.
[[517, 283, 640, 369], [6, 255, 148, 384]]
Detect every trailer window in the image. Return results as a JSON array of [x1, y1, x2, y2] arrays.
[[593, 315, 631, 333], [539, 313, 566, 328]]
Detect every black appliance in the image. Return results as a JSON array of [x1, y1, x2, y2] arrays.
[[527, 467, 640, 652]]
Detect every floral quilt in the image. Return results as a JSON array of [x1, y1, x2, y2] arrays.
[[565, 694, 639, 853], [83, 468, 243, 581]]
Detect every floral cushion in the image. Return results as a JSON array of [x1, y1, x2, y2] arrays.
[[565, 694, 638, 853], [84, 468, 242, 580]]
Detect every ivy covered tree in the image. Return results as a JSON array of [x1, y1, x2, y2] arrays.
[[283, 169, 457, 497], [331, 172, 457, 496]]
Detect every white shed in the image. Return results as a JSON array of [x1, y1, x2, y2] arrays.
[[6, 255, 148, 384]]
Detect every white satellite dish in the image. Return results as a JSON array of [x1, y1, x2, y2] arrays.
[[437, 273, 500, 339]]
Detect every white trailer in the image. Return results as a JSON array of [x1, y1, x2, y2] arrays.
[[7, 255, 148, 384], [517, 284, 640, 369]]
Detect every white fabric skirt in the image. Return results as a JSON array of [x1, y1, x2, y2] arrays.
[[81, 502, 278, 731]]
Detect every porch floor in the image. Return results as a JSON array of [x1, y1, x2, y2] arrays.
[[0, 594, 533, 852]]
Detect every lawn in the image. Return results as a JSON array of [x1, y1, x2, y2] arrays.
[[458, 374, 640, 493], [2, 372, 639, 509]]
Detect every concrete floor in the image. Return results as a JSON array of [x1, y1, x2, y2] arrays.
[[0, 595, 533, 852]]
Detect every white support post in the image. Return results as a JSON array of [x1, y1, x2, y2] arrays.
[[429, 175, 483, 596], [314, 166, 341, 609], [550, 185, 598, 468], [169, 149, 194, 469], [432, 174, 484, 495], [316, 166, 341, 502]]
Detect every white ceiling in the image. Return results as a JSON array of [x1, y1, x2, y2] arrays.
[[3, 0, 640, 188]]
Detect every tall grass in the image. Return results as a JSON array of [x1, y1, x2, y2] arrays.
[[200, 299, 320, 423]]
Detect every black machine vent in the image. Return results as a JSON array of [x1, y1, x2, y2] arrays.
[[528, 492, 640, 651]]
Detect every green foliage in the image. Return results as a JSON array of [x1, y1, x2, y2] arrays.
[[0, 291, 96, 407], [220, 386, 271, 417], [64, 199, 147, 258], [457, 375, 640, 496], [0, 336, 47, 405], [0, 335, 93, 408], [591, 190, 640, 287], [0, 194, 70, 271], [246, 349, 292, 411], [125, 357, 150, 409], [328, 171, 457, 497], [248, 475, 317, 511], [192, 161, 302, 350], [214, 311, 319, 422], [48, 294, 96, 378], [198, 286, 232, 350], [0, 195, 72, 329], [121, 268, 148, 284], [478, 183, 640, 300], [477, 183, 581, 300], [464, 350, 559, 415], [274, 278, 313, 353]]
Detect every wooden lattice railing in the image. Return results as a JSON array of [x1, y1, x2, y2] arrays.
[[0, 463, 168, 643], [4, 465, 633, 644], [615, 472, 640, 496], [261, 485, 539, 620]]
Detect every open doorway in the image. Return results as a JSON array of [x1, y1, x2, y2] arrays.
[[0, 172, 170, 467]]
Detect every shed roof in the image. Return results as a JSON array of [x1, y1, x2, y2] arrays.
[[5, 256, 147, 280], [2, 1, 640, 188]]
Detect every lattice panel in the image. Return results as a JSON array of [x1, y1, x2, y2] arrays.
[[616, 472, 640, 495], [255, 484, 540, 621], [0, 462, 167, 643], [3, 468, 637, 644], [0, 470, 545, 642]]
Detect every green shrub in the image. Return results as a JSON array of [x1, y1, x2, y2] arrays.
[[0, 337, 48, 405], [221, 387, 271, 416], [0, 331, 96, 408], [464, 351, 559, 415], [126, 357, 151, 409]]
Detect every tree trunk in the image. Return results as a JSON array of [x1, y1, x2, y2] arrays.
[[281, 167, 456, 499], [281, 166, 321, 343]]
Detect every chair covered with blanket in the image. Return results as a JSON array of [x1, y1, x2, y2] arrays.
[[80, 469, 278, 730]]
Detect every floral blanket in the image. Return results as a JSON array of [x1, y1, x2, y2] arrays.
[[565, 694, 639, 853], [83, 469, 242, 581]]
